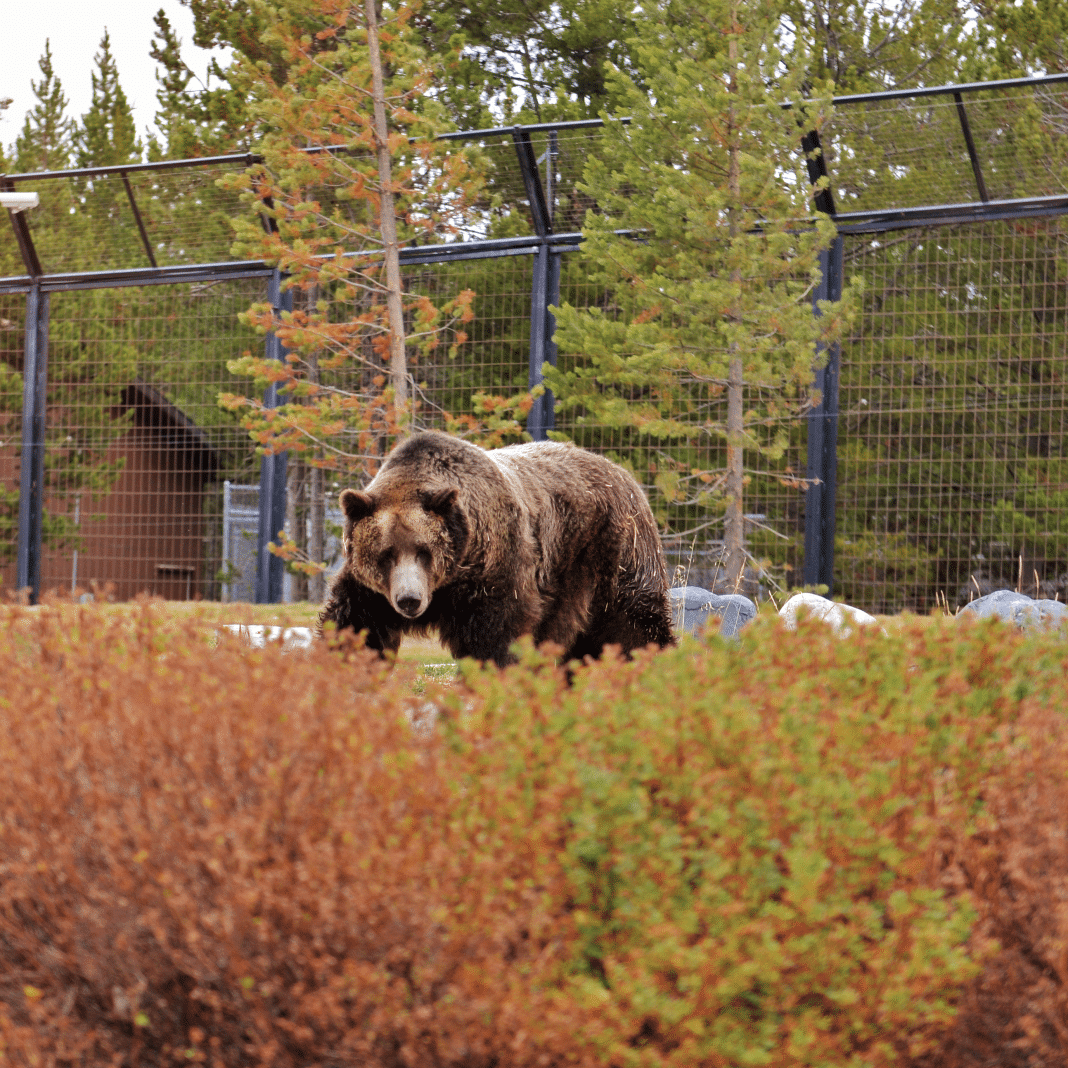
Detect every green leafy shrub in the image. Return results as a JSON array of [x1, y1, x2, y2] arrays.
[[0, 602, 1062, 1066], [450, 618, 1028, 1067]]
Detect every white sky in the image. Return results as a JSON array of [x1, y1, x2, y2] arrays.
[[2, 0, 231, 158]]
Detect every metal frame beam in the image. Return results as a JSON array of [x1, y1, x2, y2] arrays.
[[511, 126, 562, 439], [1, 178, 43, 279], [0, 236, 587, 295], [0, 260, 276, 295], [953, 93, 990, 203], [256, 270, 293, 604], [801, 128, 836, 218], [828, 70, 1068, 108], [834, 192, 1068, 234], [15, 284, 50, 603], [511, 127, 552, 237], [803, 237, 844, 592], [120, 170, 159, 268], [3, 152, 260, 183], [527, 245, 562, 440]]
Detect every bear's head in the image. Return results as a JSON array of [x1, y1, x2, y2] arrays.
[[339, 483, 466, 620]]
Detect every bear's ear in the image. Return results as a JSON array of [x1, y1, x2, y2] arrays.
[[419, 486, 459, 516], [340, 489, 375, 522]]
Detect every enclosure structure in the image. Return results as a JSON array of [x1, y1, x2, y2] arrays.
[[3, 72, 1068, 613]]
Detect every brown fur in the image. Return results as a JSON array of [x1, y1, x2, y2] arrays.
[[318, 430, 676, 667]]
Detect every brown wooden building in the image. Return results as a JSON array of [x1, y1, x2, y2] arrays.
[[2, 380, 220, 601]]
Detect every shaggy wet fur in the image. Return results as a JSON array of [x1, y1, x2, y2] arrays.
[[319, 431, 676, 667]]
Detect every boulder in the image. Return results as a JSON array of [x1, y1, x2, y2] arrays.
[[668, 587, 757, 640], [779, 592, 880, 637], [221, 625, 315, 650], [956, 589, 1068, 632]]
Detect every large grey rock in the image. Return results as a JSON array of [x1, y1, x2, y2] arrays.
[[669, 587, 757, 640], [957, 589, 1068, 632]]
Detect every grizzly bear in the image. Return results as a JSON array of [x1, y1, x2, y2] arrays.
[[318, 430, 676, 667]]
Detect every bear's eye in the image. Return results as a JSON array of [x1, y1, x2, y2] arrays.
[[378, 549, 395, 569], [416, 549, 432, 568]]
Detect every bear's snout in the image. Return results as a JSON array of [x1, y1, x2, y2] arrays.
[[389, 552, 431, 619], [395, 596, 423, 618]]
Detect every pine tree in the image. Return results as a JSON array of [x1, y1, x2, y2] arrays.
[[148, 10, 253, 159], [974, 0, 1068, 75], [783, 0, 977, 93], [76, 31, 142, 168], [548, 0, 855, 587], [418, 0, 638, 127], [13, 41, 74, 173], [218, 0, 491, 580]]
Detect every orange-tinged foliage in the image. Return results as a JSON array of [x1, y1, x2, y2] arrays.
[[920, 669, 1068, 1068], [0, 603, 1066, 1065], [0, 605, 576, 1066]]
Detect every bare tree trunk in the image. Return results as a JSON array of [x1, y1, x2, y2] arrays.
[[308, 461, 325, 604], [286, 461, 308, 603], [725, 355, 745, 586], [364, 0, 409, 431], [724, 17, 746, 588]]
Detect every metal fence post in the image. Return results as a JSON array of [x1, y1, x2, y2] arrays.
[[527, 245, 561, 440], [803, 235, 843, 592], [513, 127, 559, 441], [16, 283, 49, 604], [255, 270, 292, 604]]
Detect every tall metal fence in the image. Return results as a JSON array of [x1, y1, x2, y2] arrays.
[[3, 73, 1068, 613]]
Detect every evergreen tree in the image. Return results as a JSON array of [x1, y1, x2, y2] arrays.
[[148, 9, 253, 159], [76, 31, 142, 168], [180, 0, 635, 129], [974, 0, 1068, 75], [547, 0, 855, 587], [13, 41, 74, 173], [783, 0, 979, 94], [417, 0, 638, 127], [218, 0, 492, 580]]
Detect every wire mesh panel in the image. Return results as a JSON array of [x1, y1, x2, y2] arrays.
[[409, 256, 535, 425], [836, 218, 1068, 614], [5, 280, 266, 601], [826, 80, 1068, 216], [444, 123, 608, 241], [0, 292, 25, 591], [6, 160, 253, 278], [221, 481, 260, 603], [549, 251, 811, 599], [549, 127, 609, 235]]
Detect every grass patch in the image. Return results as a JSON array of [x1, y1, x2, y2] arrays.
[[0, 596, 457, 673]]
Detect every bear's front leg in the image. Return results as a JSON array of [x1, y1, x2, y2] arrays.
[[439, 592, 530, 668], [318, 572, 403, 658]]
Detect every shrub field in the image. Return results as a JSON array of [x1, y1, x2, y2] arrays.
[[0, 601, 1066, 1066]]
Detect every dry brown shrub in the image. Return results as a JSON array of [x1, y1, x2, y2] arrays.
[[8, 601, 1068, 1068], [0, 602, 580, 1067], [921, 643, 1068, 1068]]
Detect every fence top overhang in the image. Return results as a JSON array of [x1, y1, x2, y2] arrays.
[[3, 71, 1068, 289]]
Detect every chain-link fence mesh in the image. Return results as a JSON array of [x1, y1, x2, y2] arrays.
[[0, 281, 263, 600], [826, 81, 1068, 215], [3, 77, 1068, 606], [836, 217, 1068, 614]]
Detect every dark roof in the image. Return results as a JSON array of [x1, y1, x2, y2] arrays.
[[117, 379, 220, 476]]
